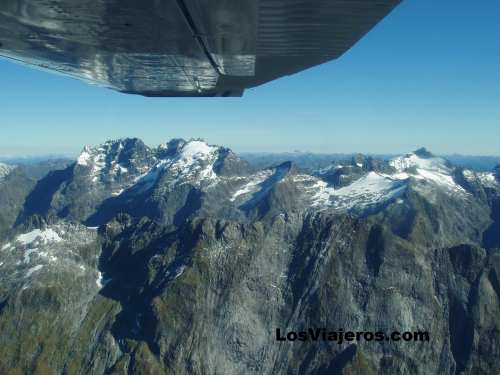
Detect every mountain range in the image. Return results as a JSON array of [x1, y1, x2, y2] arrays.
[[0, 138, 499, 374]]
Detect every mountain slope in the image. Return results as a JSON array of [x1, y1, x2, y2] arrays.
[[0, 140, 499, 374]]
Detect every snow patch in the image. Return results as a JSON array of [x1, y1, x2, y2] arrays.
[[389, 152, 465, 193], [329, 172, 407, 212], [463, 170, 497, 188], [174, 266, 186, 279], [25, 265, 44, 278], [302, 172, 407, 213], [308, 179, 336, 207], [230, 171, 272, 201], [16, 228, 63, 246], [134, 140, 220, 192], [316, 164, 342, 175], [390, 152, 450, 173], [96, 271, 103, 288], [96, 271, 111, 288], [0, 162, 14, 180], [23, 248, 39, 263], [478, 172, 497, 187], [111, 189, 124, 196], [416, 168, 465, 193], [77, 147, 91, 166], [180, 140, 217, 159]]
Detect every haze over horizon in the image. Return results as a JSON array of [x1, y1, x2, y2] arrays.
[[1, 0, 499, 156], [1, 140, 499, 162]]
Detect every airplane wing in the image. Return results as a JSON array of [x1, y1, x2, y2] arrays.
[[0, 0, 401, 97]]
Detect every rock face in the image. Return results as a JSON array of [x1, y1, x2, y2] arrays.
[[0, 163, 35, 241], [0, 139, 499, 375]]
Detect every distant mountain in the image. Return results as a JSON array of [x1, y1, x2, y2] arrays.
[[239, 151, 359, 171], [0, 139, 498, 374], [241, 151, 500, 173], [0, 157, 73, 180], [445, 154, 500, 171], [17, 158, 73, 180]]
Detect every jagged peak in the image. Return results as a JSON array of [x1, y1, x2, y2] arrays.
[[413, 147, 434, 158], [263, 161, 296, 177], [157, 138, 186, 156], [348, 153, 370, 169], [77, 138, 228, 169], [82, 137, 143, 151], [77, 138, 148, 165], [277, 160, 296, 174]]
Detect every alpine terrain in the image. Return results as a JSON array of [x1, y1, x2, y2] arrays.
[[0, 139, 498, 374]]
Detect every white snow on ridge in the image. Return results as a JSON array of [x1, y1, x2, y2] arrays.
[[310, 172, 406, 211], [0, 162, 14, 181], [302, 150, 476, 214], [389, 152, 467, 193], [230, 164, 291, 205], [77, 146, 91, 166], [299, 172, 407, 212], [129, 140, 221, 193], [230, 170, 273, 202], [96, 271, 104, 288], [77, 141, 128, 182], [415, 168, 465, 193], [111, 188, 124, 196], [389, 152, 450, 173], [180, 140, 217, 159], [463, 170, 475, 180], [316, 164, 343, 175], [96, 271, 111, 289], [23, 248, 39, 263], [168, 140, 219, 185], [478, 172, 496, 186], [1, 225, 100, 288], [25, 265, 44, 278], [16, 228, 63, 246], [335, 172, 402, 196], [133, 160, 165, 188], [74, 139, 226, 198], [463, 170, 498, 188], [309, 179, 336, 207]]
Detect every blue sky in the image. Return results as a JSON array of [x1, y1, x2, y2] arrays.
[[1, 0, 499, 157]]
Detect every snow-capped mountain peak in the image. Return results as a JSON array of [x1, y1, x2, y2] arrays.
[[302, 148, 489, 215], [75, 138, 157, 184], [178, 139, 217, 159], [389, 148, 451, 174], [165, 139, 220, 185], [73, 138, 230, 200], [132, 139, 221, 192], [386, 149, 467, 194]]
